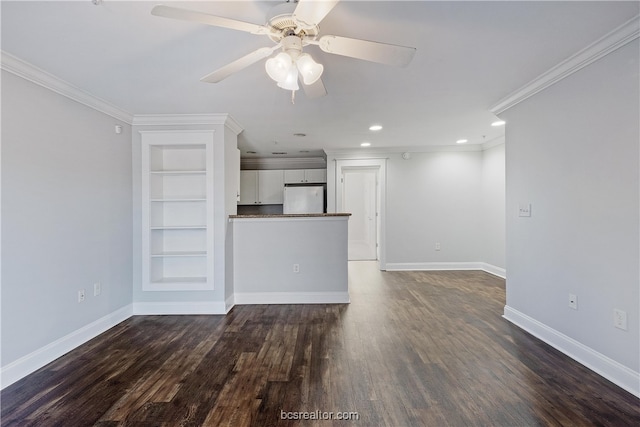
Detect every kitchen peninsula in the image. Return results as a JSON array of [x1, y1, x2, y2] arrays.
[[229, 213, 350, 305]]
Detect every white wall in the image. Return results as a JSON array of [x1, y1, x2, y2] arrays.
[[232, 216, 349, 303], [501, 40, 639, 390], [326, 147, 505, 272], [386, 150, 484, 265], [481, 142, 506, 270], [1, 71, 133, 366]]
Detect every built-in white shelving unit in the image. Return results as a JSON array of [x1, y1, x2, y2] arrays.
[[141, 131, 214, 291]]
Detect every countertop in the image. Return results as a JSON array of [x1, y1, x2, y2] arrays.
[[229, 213, 351, 219]]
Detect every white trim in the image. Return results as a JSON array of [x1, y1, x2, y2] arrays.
[[481, 137, 505, 151], [503, 305, 640, 398], [325, 144, 485, 157], [132, 114, 242, 133], [479, 263, 506, 278], [132, 301, 228, 315], [386, 261, 480, 271], [335, 158, 387, 269], [490, 15, 640, 115], [0, 304, 133, 390], [0, 50, 133, 124], [234, 292, 350, 305], [225, 295, 235, 313], [384, 262, 506, 278]]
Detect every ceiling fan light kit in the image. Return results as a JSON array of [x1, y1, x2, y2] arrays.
[[277, 65, 300, 91], [265, 35, 323, 89], [151, 0, 416, 99], [296, 54, 323, 85]]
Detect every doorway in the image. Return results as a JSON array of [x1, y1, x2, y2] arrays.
[[335, 158, 386, 267], [342, 168, 378, 260]]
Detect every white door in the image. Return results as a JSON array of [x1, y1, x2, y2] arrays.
[[342, 169, 377, 260]]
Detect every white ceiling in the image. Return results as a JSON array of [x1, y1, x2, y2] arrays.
[[2, 1, 638, 158]]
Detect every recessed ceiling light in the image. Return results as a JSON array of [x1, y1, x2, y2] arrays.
[[369, 125, 383, 131], [491, 120, 506, 127], [361, 142, 371, 147], [293, 133, 306, 137], [299, 150, 310, 153], [246, 151, 257, 154], [456, 139, 468, 144]]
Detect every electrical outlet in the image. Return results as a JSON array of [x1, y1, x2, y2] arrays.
[[293, 264, 300, 273], [94, 282, 101, 296], [518, 203, 532, 217], [78, 289, 85, 303], [614, 309, 628, 330], [435, 242, 441, 251], [568, 294, 577, 310]]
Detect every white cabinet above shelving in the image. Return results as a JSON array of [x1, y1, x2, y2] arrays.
[[141, 131, 215, 291]]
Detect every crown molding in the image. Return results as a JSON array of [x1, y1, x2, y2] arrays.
[[132, 113, 243, 133], [1, 50, 134, 124], [490, 15, 639, 115], [481, 135, 505, 151], [324, 144, 485, 158]]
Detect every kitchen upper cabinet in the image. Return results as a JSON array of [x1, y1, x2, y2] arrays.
[[284, 169, 327, 184], [305, 169, 327, 183], [239, 170, 284, 205], [239, 170, 258, 205]]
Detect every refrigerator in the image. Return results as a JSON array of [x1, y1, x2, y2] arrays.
[[283, 185, 325, 214]]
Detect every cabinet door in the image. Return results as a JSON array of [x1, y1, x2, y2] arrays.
[[239, 170, 258, 204], [305, 169, 327, 183], [258, 170, 284, 204], [284, 169, 305, 183]]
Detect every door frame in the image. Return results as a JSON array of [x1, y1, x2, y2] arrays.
[[334, 158, 387, 269]]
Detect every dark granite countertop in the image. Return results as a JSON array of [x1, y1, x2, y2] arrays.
[[229, 213, 351, 219]]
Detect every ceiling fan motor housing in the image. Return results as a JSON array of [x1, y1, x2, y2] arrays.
[[282, 35, 303, 58], [266, 1, 319, 43]]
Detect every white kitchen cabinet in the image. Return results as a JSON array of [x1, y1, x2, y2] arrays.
[[305, 169, 327, 183], [259, 170, 285, 204], [239, 170, 258, 205], [141, 131, 214, 291], [284, 168, 327, 184], [239, 170, 284, 205]]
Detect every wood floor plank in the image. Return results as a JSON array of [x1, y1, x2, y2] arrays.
[[2, 262, 639, 426]]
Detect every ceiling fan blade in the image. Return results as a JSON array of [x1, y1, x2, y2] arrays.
[[317, 35, 416, 67], [301, 77, 327, 99], [200, 46, 280, 83], [292, 0, 340, 29], [151, 5, 269, 35]]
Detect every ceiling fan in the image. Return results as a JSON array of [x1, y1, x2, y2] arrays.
[[151, 0, 416, 99]]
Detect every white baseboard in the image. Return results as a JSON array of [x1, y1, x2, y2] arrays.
[[234, 292, 350, 305], [225, 295, 235, 313], [132, 301, 228, 315], [385, 261, 506, 278], [1, 304, 133, 390], [503, 305, 640, 398], [479, 262, 506, 278]]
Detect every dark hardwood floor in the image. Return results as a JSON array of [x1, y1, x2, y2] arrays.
[[2, 262, 639, 426]]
